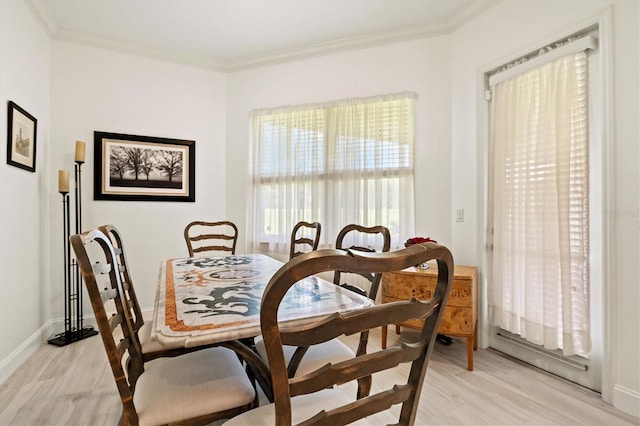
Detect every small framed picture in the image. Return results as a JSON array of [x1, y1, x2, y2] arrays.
[[94, 131, 195, 202], [7, 101, 37, 172]]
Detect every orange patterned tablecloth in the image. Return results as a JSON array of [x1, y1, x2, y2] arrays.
[[152, 253, 372, 348]]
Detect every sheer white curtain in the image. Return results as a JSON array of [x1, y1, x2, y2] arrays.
[[249, 93, 416, 256], [488, 52, 591, 356]]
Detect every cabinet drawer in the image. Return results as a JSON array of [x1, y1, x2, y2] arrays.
[[382, 273, 473, 307], [383, 296, 474, 334]]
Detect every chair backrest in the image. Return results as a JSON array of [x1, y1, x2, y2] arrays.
[[99, 224, 144, 335], [184, 220, 238, 256], [70, 229, 143, 425], [333, 223, 391, 300], [289, 221, 321, 260], [261, 243, 453, 425]]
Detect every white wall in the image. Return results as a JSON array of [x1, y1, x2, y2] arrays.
[[226, 37, 453, 253], [48, 42, 228, 320], [450, 0, 639, 416], [0, 0, 51, 382]]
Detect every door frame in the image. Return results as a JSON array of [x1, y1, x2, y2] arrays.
[[475, 9, 615, 399]]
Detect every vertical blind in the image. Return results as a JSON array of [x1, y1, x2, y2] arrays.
[[488, 52, 591, 356], [249, 93, 416, 255]]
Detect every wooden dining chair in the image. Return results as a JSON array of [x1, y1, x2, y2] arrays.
[[289, 221, 321, 260], [99, 224, 220, 362], [256, 223, 391, 397], [184, 220, 238, 256], [226, 243, 454, 426], [318, 223, 392, 396], [71, 229, 256, 426], [334, 223, 392, 300]]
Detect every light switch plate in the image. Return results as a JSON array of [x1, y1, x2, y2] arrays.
[[456, 209, 464, 223]]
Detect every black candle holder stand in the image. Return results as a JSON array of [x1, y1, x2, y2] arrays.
[[48, 161, 97, 346]]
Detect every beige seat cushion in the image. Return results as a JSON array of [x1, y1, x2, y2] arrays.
[[224, 387, 371, 425], [134, 347, 255, 426], [255, 337, 354, 376]]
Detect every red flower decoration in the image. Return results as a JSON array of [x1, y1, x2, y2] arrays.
[[404, 236, 437, 247]]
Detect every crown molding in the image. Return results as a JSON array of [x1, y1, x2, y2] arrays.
[[446, 0, 501, 31], [224, 23, 452, 72], [24, 0, 57, 37], [225, 0, 500, 72], [53, 28, 227, 70], [26, 0, 499, 73]]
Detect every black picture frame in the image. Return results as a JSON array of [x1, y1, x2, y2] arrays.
[[94, 131, 195, 202], [7, 101, 37, 172]]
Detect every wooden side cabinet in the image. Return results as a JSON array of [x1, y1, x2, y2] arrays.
[[381, 263, 478, 370]]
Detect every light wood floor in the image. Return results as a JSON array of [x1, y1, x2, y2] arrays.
[[1, 327, 637, 425]]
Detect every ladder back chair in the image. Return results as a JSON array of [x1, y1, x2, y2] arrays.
[[257, 223, 391, 397], [289, 221, 321, 260], [334, 223, 391, 300], [226, 243, 454, 426], [99, 224, 220, 362], [184, 221, 238, 257], [71, 229, 256, 426], [331, 223, 392, 395]]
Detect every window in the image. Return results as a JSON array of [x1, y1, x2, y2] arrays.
[[249, 93, 416, 255]]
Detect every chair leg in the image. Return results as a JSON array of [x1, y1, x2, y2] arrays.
[[381, 325, 387, 349]]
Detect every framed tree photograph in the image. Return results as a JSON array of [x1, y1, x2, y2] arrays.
[[7, 101, 37, 172], [94, 131, 195, 202]]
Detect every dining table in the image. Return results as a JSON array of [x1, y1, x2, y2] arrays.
[[150, 252, 374, 400]]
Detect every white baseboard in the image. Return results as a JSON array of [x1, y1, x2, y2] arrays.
[[142, 307, 154, 321], [613, 384, 640, 418], [0, 320, 52, 384], [0, 315, 99, 384]]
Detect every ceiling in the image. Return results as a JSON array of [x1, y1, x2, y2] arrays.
[[27, 0, 498, 71]]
